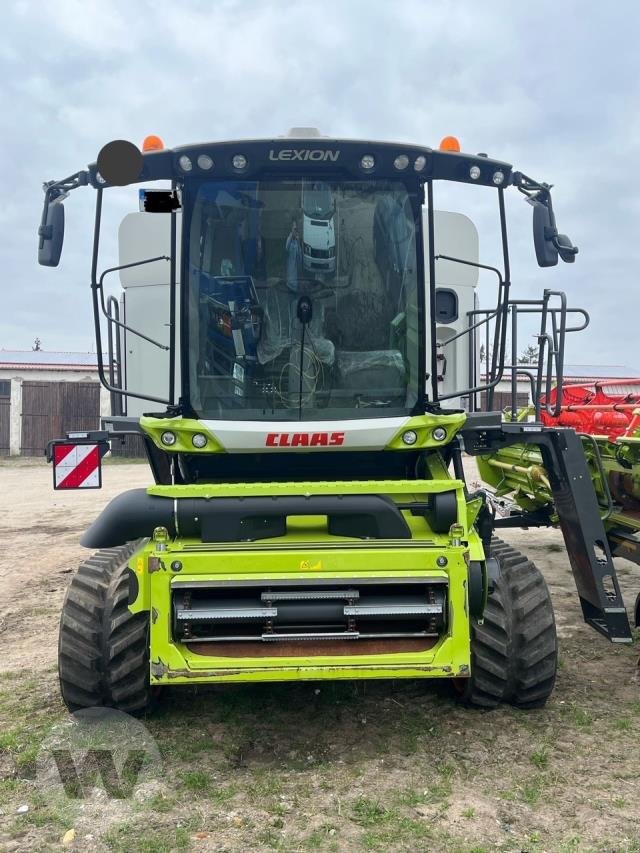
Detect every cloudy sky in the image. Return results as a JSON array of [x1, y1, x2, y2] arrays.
[[2, 0, 639, 367]]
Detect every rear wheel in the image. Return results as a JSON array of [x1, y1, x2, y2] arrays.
[[458, 538, 557, 709], [58, 541, 153, 714]]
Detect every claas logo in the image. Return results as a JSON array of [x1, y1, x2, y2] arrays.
[[265, 432, 345, 447]]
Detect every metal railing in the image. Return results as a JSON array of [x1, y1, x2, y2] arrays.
[[440, 289, 589, 419]]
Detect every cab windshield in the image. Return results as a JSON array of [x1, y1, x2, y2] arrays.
[[187, 178, 420, 420]]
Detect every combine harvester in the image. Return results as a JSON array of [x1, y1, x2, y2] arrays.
[[37, 129, 634, 715]]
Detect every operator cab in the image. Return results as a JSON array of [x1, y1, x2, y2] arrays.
[[38, 128, 578, 433]]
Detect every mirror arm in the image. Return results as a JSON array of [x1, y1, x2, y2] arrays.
[[42, 169, 89, 198], [38, 170, 90, 250], [512, 171, 557, 220]]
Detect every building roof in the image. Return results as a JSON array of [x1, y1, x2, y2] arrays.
[[0, 350, 102, 371], [485, 364, 640, 381], [561, 364, 640, 379]]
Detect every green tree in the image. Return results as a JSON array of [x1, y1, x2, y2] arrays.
[[518, 344, 538, 364]]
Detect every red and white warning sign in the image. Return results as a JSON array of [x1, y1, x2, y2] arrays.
[[53, 443, 102, 490]]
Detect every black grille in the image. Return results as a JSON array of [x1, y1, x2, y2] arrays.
[[173, 579, 447, 643]]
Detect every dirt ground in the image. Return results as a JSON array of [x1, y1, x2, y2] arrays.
[[0, 458, 639, 852]]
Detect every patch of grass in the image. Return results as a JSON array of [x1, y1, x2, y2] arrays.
[[530, 745, 550, 769], [14, 803, 68, 830], [0, 779, 24, 803], [397, 775, 452, 809], [155, 721, 227, 763], [143, 792, 178, 813], [557, 838, 582, 852], [398, 788, 427, 808], [104, 821, 193, 852], [0, 679, 65, 779], [613, 717, 631, 731], [561, 702, 592, 728], [499, 787, 517, 801], [5, 789, 72, 840], [461, 806, 475, 818], [210, 783, 239, 804], [363, 813, 431, 849], [0, 731, 20, 750], [612, 797, 627, 808], [177, 769, 239, 806], [521, 778, 544, 805], [520, 773, 549, 806], [304, 823, 339, 850], [180, 769, 211, 792], [352, 797, 389, 826], [245, 769, 284, 802], [255, 827, 290, 850], [351, 796, 432, 850]]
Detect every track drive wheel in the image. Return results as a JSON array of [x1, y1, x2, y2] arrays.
[[458, 537, 557, 709], [58, 541, 153, 714]]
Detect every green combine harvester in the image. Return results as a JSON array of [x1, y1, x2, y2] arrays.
[[37, 129, 635, 715]]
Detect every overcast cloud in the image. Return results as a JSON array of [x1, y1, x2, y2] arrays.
[[1, 0, 639, 366]]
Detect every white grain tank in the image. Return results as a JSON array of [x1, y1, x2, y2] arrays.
[[424, 210, 479, 409]]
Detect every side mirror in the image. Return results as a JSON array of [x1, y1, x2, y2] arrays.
[[532, 201, 558, 267], [38, 200, 65, 267]]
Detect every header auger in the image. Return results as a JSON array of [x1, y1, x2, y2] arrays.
[[39, 129, 633, 716]]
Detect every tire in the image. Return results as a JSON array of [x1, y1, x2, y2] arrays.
[[58, 541, 153, 715], [458, 537, 557, 709]]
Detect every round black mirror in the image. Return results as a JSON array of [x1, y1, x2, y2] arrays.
[[97, 140, 143, 186], [532, 201, 558, 268], [37, 201, 65, 267]]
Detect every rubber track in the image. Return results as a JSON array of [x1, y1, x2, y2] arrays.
[[58, 541, 151, 714], [464, 537, 557, 709]]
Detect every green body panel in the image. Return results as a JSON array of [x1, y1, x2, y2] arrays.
[[130, 539, 473, 685], [125, 471, 483, 685]]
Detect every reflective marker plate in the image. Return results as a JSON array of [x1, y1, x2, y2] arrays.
[[52, 442, 102, 490]]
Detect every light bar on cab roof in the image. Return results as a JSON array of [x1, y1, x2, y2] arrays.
[[85, 137, 514, 191]]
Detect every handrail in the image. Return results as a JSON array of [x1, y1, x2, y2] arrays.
[[98, 258, 171, 351], [106, 296, 124, 416], [453, 295, 588, 417]]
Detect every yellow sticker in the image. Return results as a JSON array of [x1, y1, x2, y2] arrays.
[[299, 559, 323, 571], [136, 557, 144, 573]]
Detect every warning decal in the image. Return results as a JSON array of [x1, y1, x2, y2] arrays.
[[53, 443, 102, 490]]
